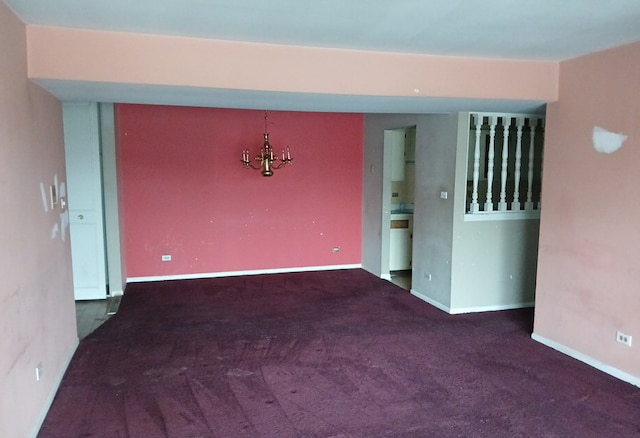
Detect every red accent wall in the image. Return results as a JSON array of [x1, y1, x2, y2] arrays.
[[116, 105, 363, 278]]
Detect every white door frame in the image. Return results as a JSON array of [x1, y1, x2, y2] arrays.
[[63, 103, 107, 300], [380, 129, 398, 280], [63, 102, 125, 300], [99, 103, 126, 296]]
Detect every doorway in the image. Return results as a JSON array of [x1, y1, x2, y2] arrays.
[[383, 126, 416, 290]]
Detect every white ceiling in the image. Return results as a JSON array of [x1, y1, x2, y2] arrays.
[[5, 0, 640, 112]]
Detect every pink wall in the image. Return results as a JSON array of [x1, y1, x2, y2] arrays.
[[117, 105, 363, 278], [0, 3, 77, 437], [27, 25, 558, 102], [534, 41, 640, 380]]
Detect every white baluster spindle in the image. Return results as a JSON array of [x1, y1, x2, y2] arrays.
[[525, 118, 537, 210], [470, 114, 482, 213], [498, 117, 511, 211], [484, 116, 497, 212], [512, 117, 524, 211], [537, 118, 545, 210]]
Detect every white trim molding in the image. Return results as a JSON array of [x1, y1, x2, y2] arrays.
[[410, 289, 451, 313], [464, 210, 540, 222], [127, 264, 362, 283], [532, 332, 640, 388], [449, 301, 535, 314], [410, 289, 534, 314]]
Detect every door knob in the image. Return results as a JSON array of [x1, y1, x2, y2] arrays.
[[77, 214, 84, 220]]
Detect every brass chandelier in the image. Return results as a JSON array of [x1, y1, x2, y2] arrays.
[[241, 111, 293, 177]]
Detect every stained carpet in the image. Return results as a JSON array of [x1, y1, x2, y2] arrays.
[[39, 269, 640, 437]]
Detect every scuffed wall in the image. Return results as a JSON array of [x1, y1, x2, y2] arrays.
[[0, 3, 77, 437], [117, 105, 364, 278], [534, 41, 640, 383]]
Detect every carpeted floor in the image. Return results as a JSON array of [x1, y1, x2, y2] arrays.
[[39, 269, 640, 437]]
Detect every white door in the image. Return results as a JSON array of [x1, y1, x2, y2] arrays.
[[63, 103, 107, 300]]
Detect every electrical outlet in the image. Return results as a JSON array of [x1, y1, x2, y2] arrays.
[[36, 362, 43, 381], [424, 273, 432, 281], [161, 255, 172, 262], [616, 331, 632, 347]]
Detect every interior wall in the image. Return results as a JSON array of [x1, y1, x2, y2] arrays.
[[410, 114, 459, 309], [362, 113, 458, 306], [117, 105, 363, 279], [0, 3, 77, 437], [450, 113, 540, 313], [370, 111, 540, 313], [533, 41, 640, 382]]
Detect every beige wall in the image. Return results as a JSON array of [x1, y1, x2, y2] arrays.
[[534, 41, 640, 383], [0, 4, 78, 437], [26, 25, 558, 102]]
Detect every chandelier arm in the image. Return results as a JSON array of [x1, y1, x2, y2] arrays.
[[242, 160, 262, 170]]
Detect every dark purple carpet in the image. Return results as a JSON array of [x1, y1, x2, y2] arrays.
[[40, 269, 640, 437]]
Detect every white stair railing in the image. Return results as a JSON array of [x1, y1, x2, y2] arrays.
[[467, 112, 544, 217]]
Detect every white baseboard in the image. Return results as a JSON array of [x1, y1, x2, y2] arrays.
[[381, 273, 392, 281], [127, 264, 362, 283], [30, 338, 79, 438], [410, 289, 451, 313], [410, 290, 533, 315], [532, 332, 640, 388], [449, 301, 535, 314]]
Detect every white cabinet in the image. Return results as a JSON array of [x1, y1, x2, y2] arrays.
[[389, 215, 412, 271]]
